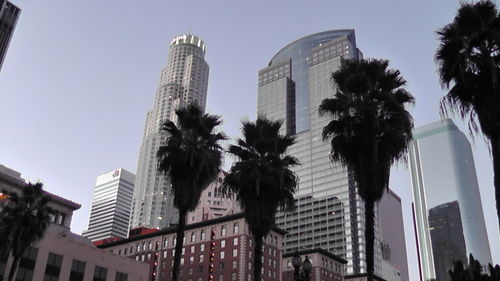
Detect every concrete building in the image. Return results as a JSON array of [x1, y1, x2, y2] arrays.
[[187, 171, 241, 224], [98, 213, 285, 281], [0, 0, 20, 71], [257, 29, 387, 276], [409, 119, 492, 281], [132, 34, 210, 229], [378, 190, 408, 281], [282, 248, 347, 281], [0, 165, 149, 281], [83, 168, 135, 242]]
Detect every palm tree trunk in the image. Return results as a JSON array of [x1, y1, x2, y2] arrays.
[[7, 255, 20, 281], [253, 235, 263, 281], [172, 209, 187, 281], [491, 135, 500, 231], [365, 199, 375, 281]]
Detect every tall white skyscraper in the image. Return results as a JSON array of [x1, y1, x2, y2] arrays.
[[131, 34, 209, 229], [409, 119, 492, 281], [257, 30, 388, 276], [83, 168, 135, 242]]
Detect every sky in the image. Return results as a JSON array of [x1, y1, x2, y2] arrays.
[[0, 0, 498, 279]]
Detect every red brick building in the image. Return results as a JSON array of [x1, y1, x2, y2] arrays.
[[282, 248, 347, 281], [98, 213, 285, 281]]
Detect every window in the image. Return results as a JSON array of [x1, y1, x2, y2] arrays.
[[136, 244, 141, 252], [233, 238, 238, 246], [200, 244, 205, 252], [163, 251, 167, 258], [93, 266, 107, 281], [189, 257, 194, 264], [232, 273, 237, 281], [181, 258, 184, 265], [115, 272, 128, 281], [16, 247, 38, 281], [220, 251, 225, 259], [191, 232, 196, 242], [232, 261, 237, 269], [142, 243, 146, 251], [69, 259, 86, 281], [232, 249, 238, 257], [221, 240, 225, 248], [221, 226, 226, 236], [44, 252, 63, 281], [219, 262, 224, 270], [201, 231, 206, 240], [219, 274, 223, 281], [200, 255, 204, 262]]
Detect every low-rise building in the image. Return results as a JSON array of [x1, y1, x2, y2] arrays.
[[98, 213, 285, 281], [282, 248, 347, 281], [0, 164, 149, 281]]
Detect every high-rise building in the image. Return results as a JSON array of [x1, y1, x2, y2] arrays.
[[257, 30, 387, 276], [132, 34, 209, 229], [83, 168, 135, 242], [409, 119, 492, 281], [0, 0, 20, 71], [378, 189, 409, 281]]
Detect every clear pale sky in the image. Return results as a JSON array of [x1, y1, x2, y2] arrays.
[[0, 0, 498, 279]]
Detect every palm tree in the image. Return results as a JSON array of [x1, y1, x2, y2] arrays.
[[319, 59, 414, 281], [223, 117, 298, 281], [435, 0, 500, 228], [0, 182, 53, 281], [156, 104, 226, 281], [449, 254, 500, 281]]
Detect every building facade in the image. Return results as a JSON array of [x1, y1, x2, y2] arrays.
[[0, 164, 149, 281], [0, 0, 20, 71], [99, 214, 284, 281], [132, 34, 210, 229], [409, 119, 492, 281], [257, 30, 386, 276], [83, 168, 135, 242], [377, 190, 408, 281], [282, 248, 347, 281], [187, 171, 241, 224]]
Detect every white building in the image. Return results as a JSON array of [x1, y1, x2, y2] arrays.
[[132, 34, 210, 229], [83, 168, 135, 242], [409, 119, 492, 281], [0, 165, 149, 281]]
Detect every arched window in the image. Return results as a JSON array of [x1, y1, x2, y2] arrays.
[[200, 230, 206, 240], [148, 241, 152, 250], [191, 232, 196, 242], [221, 225, 226, 236], [233, 223, 239, 234], [173, 236, 177, 245], [163, 238, 168, 247], [142, 242, 146, 251], [155, 241, 160, 250], [136, 243, 141, 252]]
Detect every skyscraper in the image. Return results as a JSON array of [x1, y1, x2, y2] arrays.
[[257, 30, 384, 275], [409, 119, 492, 281], [131, 34, 209, 229], [83, 168, 135, 242], [0, 0, 20, 71]]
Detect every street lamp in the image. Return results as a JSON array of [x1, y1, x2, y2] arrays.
[[292, 251, 312, 281]]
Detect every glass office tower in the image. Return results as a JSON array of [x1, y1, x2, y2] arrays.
[[0, 0, 20, 71], [257, 30, 384, 275], [409, 119, 492, 281], [131, 34, 209, 229]]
